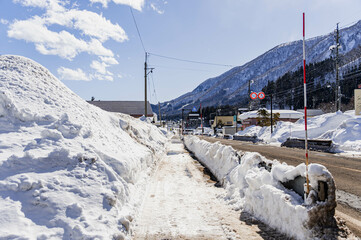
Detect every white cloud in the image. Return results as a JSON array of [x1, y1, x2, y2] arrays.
[[44, 9, 128, 43], [89, 0, 110, 8], [9, 0, 129, 81], [92, 73, 114, 81], [150, 3, 164, 14], [57, 67, 90, 81], [90, 60, 108, 74], [90, 0, 144, 11], [0, 19, 9, 25], [10, 0, 126, 60], [8, 17, 113, 60], [100, 56, 119, 64], [13, 0, 65, 11]]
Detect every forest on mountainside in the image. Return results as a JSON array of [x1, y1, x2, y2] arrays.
[[259, 46, 361, 113]]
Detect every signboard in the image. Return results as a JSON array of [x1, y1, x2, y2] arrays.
[[233, 115, 237, 122], [250, 92, 258, 100], [258, 91, 265, 100], [355, 89, 361, 115], [192, 107, 197, 112], [188, 113, 199, 117]]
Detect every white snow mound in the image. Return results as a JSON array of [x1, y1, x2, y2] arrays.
[[0, 55, 167, 239], [184, 136, 337, 240]]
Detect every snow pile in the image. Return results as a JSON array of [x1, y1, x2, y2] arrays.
[[184, 136, 337, 240], [193, 127, 213, 136], [0, 55, 167, 239], [237, 111, 361, 152]]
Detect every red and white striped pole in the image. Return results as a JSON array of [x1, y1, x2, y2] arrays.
[[303, 12, 310, 199]]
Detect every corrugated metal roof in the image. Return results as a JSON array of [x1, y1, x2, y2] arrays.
[[87, 101, 154, 116]]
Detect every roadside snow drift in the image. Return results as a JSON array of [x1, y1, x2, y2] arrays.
[[184, 136, 337, 240], [0, 55, 167, 239], [236, 111, 361, 153]]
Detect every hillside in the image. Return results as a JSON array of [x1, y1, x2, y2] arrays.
[[158, 20, 361, 117]]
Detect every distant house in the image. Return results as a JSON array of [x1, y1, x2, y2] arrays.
[[211, 116, 235, 129], [87, 101, 154, 118], [239, 109, 303, 129]]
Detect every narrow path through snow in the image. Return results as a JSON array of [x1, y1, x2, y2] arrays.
[[133, 136, 288, 240]]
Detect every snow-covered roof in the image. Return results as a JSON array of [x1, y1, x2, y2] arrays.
[[296, 109, 324, 117], [239, 109, 303, 120]]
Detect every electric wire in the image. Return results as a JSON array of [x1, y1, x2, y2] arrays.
[[150, 71, 159, 103], [148, 64, 213, 72], [148, 52, 235, 68], [129, 6, 146, 53]]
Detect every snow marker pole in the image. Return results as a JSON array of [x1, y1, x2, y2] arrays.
[[303, 13, 310, 200], [200, 103, 204, 134]]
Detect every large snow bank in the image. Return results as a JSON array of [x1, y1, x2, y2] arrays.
[[184, 136, 337, 240], [0, 55, 167, 239], [237, 111, 361, 152]]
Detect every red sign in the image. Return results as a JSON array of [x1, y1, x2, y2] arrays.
[[250, 92, 258, 100], [258, 91, 265, 99], [358, 84, 361, 89]]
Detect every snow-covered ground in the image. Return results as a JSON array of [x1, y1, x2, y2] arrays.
[[0, 54, 356, 239], [133, 136, 290, 239], [0, 55, 168, 239], [236, 111, 361, 154]]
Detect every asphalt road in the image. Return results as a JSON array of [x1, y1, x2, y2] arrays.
[[198, 136, 361, 237]]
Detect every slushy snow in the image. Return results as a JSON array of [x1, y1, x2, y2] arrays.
[[0, 55, 167, 239]]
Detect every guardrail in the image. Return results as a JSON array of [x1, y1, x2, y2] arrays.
[[281, 138, 333, 152], [233, 135, 260, 143]]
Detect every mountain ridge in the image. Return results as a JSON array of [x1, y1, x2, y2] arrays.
[[156, 20, 361, 117]]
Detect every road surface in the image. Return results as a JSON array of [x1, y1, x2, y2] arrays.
[[199, 136, 361, 237], [133, 136, 290, 239]]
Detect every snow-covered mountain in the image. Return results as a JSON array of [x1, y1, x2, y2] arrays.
[[159, 20, 361, 116]]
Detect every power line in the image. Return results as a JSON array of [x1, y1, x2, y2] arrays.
[[148, 52, 235, 67], [150, 71, 159, 103], [129, 6, 146, 53], [148, 64, 213, 72]]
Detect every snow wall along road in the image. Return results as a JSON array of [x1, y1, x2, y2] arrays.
[[0, 55, 168, 239], [184, 136, 337, 240]]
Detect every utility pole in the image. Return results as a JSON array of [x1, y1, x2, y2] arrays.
[[158, 101, 161, 123], [335, 23, 340, 112], [338, 86, 342, 111], [181, 109, 184, 135], [270, 94, 273, 134], [144, 52, 154, 118], [200, 103, 204, 134], [248, 80, 251, 110], [235, 107, 238, 133], [144, 52, 147, 117]]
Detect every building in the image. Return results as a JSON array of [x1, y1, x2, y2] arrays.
[[211, 116, 235, 129], [87, 101, 154, 118], [239, 109, 303, 129]]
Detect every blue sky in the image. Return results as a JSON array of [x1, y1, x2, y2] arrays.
[[1, 0, 361, 104]]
